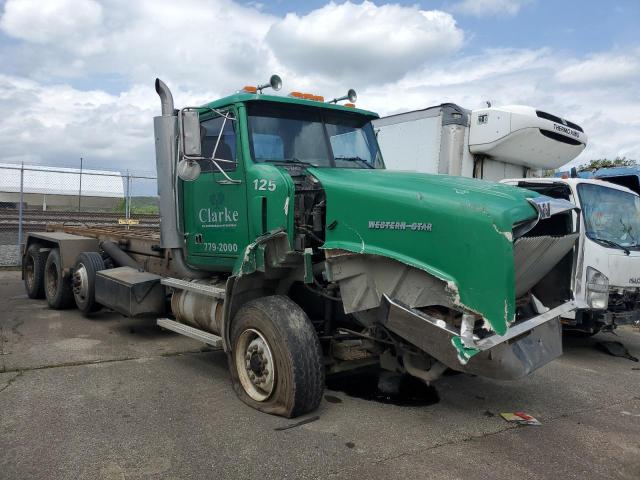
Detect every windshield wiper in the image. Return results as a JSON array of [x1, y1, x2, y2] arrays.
[[265, 157, 317, 167], [334, 156, 373, 169], [591, 236, 631, 255]]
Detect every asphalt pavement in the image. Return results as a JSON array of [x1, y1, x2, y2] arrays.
[[1, 270, 639, 479]]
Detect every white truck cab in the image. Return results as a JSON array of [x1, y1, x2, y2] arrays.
[[501, 177, 640, 333]]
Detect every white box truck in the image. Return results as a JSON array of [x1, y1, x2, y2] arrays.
[[374, 104, 640, 334]]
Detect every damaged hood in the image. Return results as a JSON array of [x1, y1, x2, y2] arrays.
[[309, 168, 544, 335]]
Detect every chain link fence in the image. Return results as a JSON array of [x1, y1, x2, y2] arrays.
[[0, 163, 159, 266]]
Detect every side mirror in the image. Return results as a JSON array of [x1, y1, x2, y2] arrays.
[[177, 158, 201, 181], [181, 109, 202, 157]]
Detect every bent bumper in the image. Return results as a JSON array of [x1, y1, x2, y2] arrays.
[[600, 309, 640, 327], [381, 296, 576, 380]]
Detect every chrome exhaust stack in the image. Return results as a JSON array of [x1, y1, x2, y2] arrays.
[[154, 78, 208, 278]]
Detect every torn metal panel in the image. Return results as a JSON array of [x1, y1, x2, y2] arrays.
[[380, 295, 571, 380], [325, 253, 456, 314], [514, 233, 579, 297]]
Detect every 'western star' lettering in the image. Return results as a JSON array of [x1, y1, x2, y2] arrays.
[[368, 220, 432, 231]]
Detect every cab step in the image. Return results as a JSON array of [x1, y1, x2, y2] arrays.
[[161, 277, 225, 298], [157, 318, 223, 348]]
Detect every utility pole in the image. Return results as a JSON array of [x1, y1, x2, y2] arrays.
[[78, 156, 83, 212]]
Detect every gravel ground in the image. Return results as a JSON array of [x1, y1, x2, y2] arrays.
[[0, 244, 20, 266], [1, 228, 22, 266]]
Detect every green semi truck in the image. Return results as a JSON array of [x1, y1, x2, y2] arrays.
[[22, 77, 578, 417]]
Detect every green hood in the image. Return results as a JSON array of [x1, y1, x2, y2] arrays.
[[309, 168, 539, 335]]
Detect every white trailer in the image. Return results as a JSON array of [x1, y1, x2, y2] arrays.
[[373, 104, 587, 180], [374, 104, 640, 334]]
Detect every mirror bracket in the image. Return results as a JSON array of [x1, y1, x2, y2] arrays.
[[178, 107, 241, 185]]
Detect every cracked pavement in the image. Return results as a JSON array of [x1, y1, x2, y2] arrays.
[[1, 270, 639, 479]]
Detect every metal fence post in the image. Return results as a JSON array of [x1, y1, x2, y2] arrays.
[[78, 156, 83, 212], [125, 170, 131, 220], [17, 162, 24, 255]]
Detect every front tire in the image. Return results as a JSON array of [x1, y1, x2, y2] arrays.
[[44, 248, 74, 309], [24, 243, 48, 299], [230, 296, 324, 418], [72, 252, 105, 315]]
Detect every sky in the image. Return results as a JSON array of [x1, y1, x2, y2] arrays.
[[0, 0, 638, 174]]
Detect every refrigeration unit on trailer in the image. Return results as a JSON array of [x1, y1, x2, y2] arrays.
[[373, 104, 587, 180]]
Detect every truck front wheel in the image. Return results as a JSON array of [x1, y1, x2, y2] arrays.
[[44, 248, 74, 310], [230, 296, 325, 418], [24, 243, 48, 299]]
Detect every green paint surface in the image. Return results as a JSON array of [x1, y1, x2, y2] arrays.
[[309, 168, 539, 335], [451, 337, 481, 364], [181, 102, 295, 272]]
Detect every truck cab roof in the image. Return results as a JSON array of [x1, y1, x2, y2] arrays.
[[200, 92, 379, 119]]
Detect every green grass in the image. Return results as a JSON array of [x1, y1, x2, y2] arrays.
[[114, 196, 159, 215]]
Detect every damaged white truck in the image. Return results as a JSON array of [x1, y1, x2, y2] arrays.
[[502, 175, 640, 334]]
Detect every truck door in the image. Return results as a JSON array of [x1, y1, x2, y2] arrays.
[[181, 109, 249, 268]]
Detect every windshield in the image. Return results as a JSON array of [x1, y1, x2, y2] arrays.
[[578, 183, 640, 248], [247, 103, 384, 169]]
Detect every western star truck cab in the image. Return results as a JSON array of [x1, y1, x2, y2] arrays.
[[22, 79, 577, 418]]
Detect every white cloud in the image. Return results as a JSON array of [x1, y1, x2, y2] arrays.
[[555, 52, 640, 85], [359, 48, 640, 166], [0, 75, 154, 170], [1, 0, 104, 55], [0, 0, 277, 91], [0, 0, 638, 173], [450, 0, 531, 17], [266, 1, 464, 83]]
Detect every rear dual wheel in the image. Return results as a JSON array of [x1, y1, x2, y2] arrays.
[[44, 248, 74, 309], [230, 296, 325, 418], [72, 252, 105, 314], [24, 243, 48, 299], [40, 249, 104, 312]]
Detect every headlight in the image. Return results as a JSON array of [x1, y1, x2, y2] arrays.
[[586, 267, 609, 309]]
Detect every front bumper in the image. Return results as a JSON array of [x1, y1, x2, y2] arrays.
[[381, 295, 576, 380], [596, 308, 640, 327]]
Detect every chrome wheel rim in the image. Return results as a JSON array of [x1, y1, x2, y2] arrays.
[[234, 328, 275, 402], [72, 264, 89, 304]]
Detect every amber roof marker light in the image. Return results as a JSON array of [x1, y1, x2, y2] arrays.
[[329, 89, 357, 104]]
